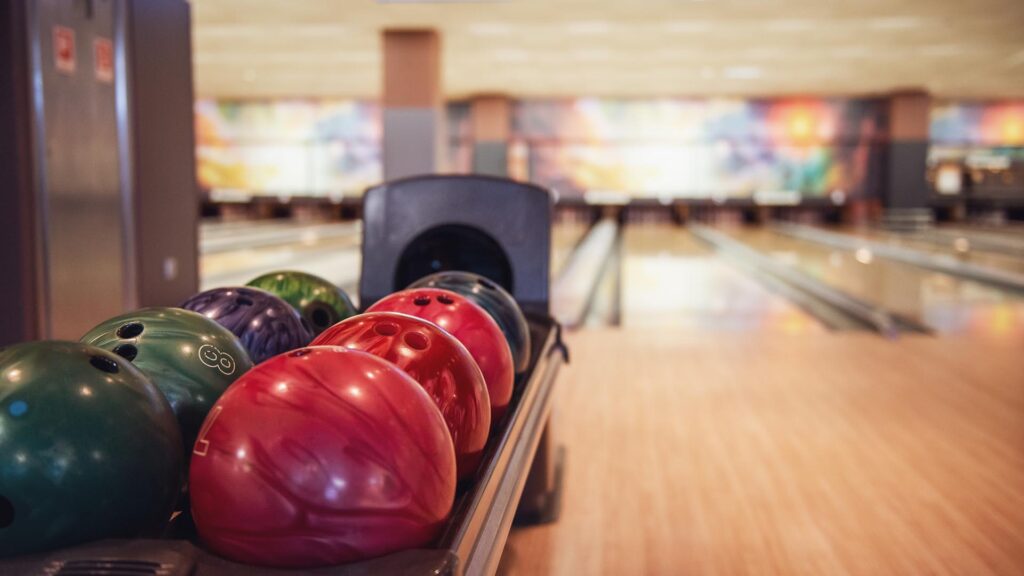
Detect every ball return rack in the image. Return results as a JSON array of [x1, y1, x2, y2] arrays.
[[1, 175, 568, 576]]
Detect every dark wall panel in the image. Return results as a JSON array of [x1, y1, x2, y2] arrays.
[[0, 0, 40, 345], [886, 141, 930, 209]]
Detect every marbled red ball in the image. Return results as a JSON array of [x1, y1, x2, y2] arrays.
[[312, 312, 490, 479], [188, 346, 456, 568], [367, 288, 514, 423]]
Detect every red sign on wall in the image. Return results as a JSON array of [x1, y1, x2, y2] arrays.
[[53, 26, 76, 74], [94, 37, 113, 83]]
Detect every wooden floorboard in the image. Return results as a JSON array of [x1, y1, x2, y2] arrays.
[[500, 331, 1024, 575]]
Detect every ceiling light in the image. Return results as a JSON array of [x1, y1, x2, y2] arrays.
[[197, 24, 350, 37], [832, 46, 871, 59], [652, 49, 701, 61], [378, 0, 507, 3], [743, 47, 784, 59], [868, 17, 923, 30], [921, 45, 965, 57], [492, 49, 530, 62], [723, 66, 762, 79], [570, 49, 612, 61], [468, 22, 512, 36], [766, 19, 814, 32], [294, 24, 350, 36], [196, 25, 263, 38], [663, 20, 711, 33], [196, 52, 377, 64], [566, 21, 611, 35]]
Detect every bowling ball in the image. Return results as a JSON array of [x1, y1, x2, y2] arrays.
[[312, 312, 490, 479], [0, 342, 183, 558], [180, 287, 313, 364], [81, 307, 254, 454], [246, 271, 356, 336], [189, 346, 455, 568], [409, 271, 531, 374], [367, 288, 514, 422]]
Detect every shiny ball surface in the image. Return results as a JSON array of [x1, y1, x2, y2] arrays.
[[0, 342, 183, 558], [180, 287, 313, 364], [367, 288, 514, 423], [189, 347, 456, 568], [410, 271, 531, 373], [312, 312, 490, 479], [81, 307, 254, 454], [246, 270, 356, 336]]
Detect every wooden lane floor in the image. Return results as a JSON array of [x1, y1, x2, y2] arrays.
[[723, 227, 1024, 339], [621, 225, 824, 333], [501, 330, 1024, 576]]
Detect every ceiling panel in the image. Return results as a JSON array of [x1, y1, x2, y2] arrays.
[[189, 0, 1024, 99]]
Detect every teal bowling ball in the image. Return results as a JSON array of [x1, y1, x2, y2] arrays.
[[81, 307, 253, 454], [0, 342, 183, 558]]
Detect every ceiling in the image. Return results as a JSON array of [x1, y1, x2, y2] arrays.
[[189, 0, 1024, 99]]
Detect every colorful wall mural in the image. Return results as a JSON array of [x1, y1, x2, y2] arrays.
[[194, 97, 1024, 203], [927, 101, 1024, 197], [931, 101, 1024, 146], [513, 98, 886, 199], [195, 99, 381, 197]]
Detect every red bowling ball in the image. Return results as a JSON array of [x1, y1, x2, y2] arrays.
[[312, 312, 490, 479], [368, 288, 514, 422], [188, 346, 456, 569]]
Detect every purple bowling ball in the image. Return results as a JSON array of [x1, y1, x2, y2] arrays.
[[181, 287, 313, 364]]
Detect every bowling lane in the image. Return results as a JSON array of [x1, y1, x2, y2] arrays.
[[952, 222, 1024, 238], [201, 220, 360, 254], [618, 225, 824, 332], [724, 227, 1024, 338], [200, 221, 362, 296], [200, 219, 592, 304], [837, 227, 1024, 276]]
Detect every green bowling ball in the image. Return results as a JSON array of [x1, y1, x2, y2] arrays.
[[81, 307, 253, 453], [0, 341, 183, 558], [246, 270, 357, 335]]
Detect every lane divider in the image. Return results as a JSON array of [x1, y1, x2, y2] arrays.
[[691, 225, 930, 337], [907, 228, 1024, 258], [776, 223, 1024, 294], [552, 219, 620, 328]]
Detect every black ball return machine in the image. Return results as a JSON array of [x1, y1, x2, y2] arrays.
[[1, 175, 568, 576]]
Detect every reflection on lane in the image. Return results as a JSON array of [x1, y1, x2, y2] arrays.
[[948, 223, 1024, 239], [201, 221, 360, 254], [840, 227, 1024, 276], [621, 225, 823, 333], [725, 227, 1024, 338], [200, 221, 362, 295]]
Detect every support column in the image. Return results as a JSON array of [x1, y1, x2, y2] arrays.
[[382, 29, 443, 180], [470, 94, 511, 177], [883, 90, 933, 229], [128, 0, 199, 308]]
